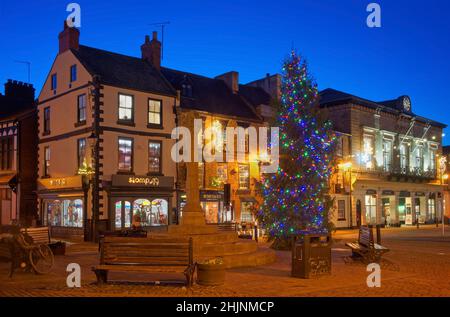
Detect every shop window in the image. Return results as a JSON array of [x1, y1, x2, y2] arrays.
[[365, 195, 376, 224], [115, 201, 131, 229], [428, 198, 436, 221], [216, 163, 228, 185], [148, 141, 162, 174], [77, 138, 86, 169], [77, 94, 86, 123], [118, 94, 133, 123], [201, 201, 220, 224], [70, 65, 77, 82], [47, 199, 83, 228], [337, 200, 346, 220], [132, 198, 168, 226], [148, 99, 162, 126], [241, 202, 254, 223], [0, 136, 14, 171], [118, 137, 133, 172], [43, 107, 51, 134], [238, 164, 250, 189]]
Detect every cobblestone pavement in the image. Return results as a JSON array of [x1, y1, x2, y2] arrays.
[[0, 225, 449, 297]]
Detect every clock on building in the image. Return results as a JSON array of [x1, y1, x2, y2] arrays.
[[402, 96, 411, 112]]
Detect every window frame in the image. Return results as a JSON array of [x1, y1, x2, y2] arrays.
[[77, 94, 87, 125], [44, 146, 50, 177], [147, 98, 163, 129], [43, 107, 51, 135], [70, 65, 77, 82], [117, 137, 134, 173], [117, 93, 135, 125], [238, 164, 250, 190], [148, 140, 162, 175], [0, 136, 14, 171], [337, 200, 346, 221], [51, 73, 57, 90]]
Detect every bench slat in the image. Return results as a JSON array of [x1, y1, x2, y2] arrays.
[[94, 265, 187, 273]]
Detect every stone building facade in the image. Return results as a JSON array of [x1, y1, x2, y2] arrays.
[[37, 24, 177, 240], [322, 88, 447, 228]]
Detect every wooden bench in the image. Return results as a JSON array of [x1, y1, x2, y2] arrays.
[[345, 226, 389, 263], [92, 236, 195, 286], [20, 227, 50, 245]]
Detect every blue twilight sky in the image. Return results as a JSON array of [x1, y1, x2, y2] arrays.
[[0, 0, 449, 143]]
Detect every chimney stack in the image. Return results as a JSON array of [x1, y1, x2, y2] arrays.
[[215, 71, 239, 94], [4, 79, 35, 102], [141, 31, 161, 70], [58, 20, 80, 54]]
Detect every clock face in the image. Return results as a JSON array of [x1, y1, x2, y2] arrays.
[[403, 97, 411, 111]]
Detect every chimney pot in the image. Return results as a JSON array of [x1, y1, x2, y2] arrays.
[[58, 20, 80, 54], [141, 32, 161, 70]]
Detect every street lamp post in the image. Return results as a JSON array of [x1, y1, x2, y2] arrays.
[[441, 173, 448, 237]]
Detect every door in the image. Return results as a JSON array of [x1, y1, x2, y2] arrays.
[[356, 200, 362, 227]]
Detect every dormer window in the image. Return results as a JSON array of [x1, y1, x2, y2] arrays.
[[181, 84, 192, 97]]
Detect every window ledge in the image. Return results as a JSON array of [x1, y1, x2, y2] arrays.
[[74, 120, 86, 128], [117, 120, 135, 127], [147, 172, 163, 176], [117, 171, 135, 175], [147, 123, 163, 130]]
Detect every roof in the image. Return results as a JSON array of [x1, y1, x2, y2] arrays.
[[0, 94, 35, 120], [319, 88, 447, 128], [71, 45, 176, 96], [161, 67, 267, 120]]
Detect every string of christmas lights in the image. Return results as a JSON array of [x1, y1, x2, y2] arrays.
[[258, 52, 337, 243]]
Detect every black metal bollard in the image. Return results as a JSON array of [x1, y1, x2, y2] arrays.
[[376, 225, 381, 244]]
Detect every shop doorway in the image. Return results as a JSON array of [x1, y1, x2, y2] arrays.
[[398, 197, 412, 225], [365, 195, 377, 225], [381, 198, 391, 227]]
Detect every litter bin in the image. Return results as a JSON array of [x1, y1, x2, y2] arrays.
[[292, 233, 331, 279]]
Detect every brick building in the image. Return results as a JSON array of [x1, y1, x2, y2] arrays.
[[161, 68, 273, 225], [37, 24, 177, 240], [321, 88, 447, 228], [0, 80, 37, 226]]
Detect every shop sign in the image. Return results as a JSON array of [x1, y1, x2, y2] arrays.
[[366, 189, 377, 195], [111, 175, 174, 188], [382, 190, 394, 196], [399, 191, 411, 197], [405, 214, 413, 225], [200, 190, 224, 201], [38, 176, 82, 191], [415, 192, 426, 197]]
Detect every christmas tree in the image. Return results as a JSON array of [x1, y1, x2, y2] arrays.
[[258, 52, 336, 249]]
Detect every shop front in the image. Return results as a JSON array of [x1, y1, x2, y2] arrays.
[[199, 190, 232, 223], [364, 189, 377, 225], [37, 176, 86, 238], [107, 175, 174, 231], [414, 192, 427, 224], [381, 190, 395, 227], [0, 174, 17, 225], [398, 191, 412, 225]]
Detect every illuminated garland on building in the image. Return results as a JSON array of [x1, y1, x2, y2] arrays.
[[258, 52, 337, 241]]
